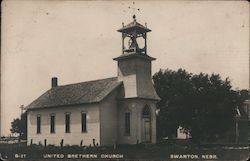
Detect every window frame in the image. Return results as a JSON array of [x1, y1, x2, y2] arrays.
[[142, 105, 151, 118], [36, 114, 41, 134], [81, 112, 87, 133], [124, 112, 131, 135], [50, 113, 56, 134], [65, 112, 71, 133]]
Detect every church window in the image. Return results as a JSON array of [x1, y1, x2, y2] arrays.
[[125, 112, 130, 135], [142, 106, 151, 118], [50, 114, 55, 133], [37, 115, 41, 134], [65, 113, 71, 133], [81, 112, 87, 132]]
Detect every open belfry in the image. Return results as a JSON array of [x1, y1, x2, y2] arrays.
[[26, 15, 160, 146]]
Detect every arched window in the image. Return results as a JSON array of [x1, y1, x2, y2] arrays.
[[142, 105, 151, 118]]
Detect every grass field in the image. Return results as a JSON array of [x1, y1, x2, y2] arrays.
[[0, 142, 249, 160]]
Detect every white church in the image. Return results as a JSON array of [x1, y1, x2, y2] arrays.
[[26, 15, 160, 146]]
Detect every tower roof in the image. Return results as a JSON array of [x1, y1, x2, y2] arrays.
[[117, 16, 151, 34], [113, 53, 156, 61]]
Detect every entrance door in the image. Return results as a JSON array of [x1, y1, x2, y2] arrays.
[[143, 118, 151, 142], [142, 106, 151, 143]]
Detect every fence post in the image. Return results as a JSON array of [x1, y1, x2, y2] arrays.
[[44, 139, 47, 147], [92, 139, 95, 147], [114, 141, 117, 150], [60, 139, 64, 148], [80, 140, 83, 147], [30, 139, 33, 146]]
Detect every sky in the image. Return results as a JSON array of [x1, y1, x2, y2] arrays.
[[1, 0, 249, 136]]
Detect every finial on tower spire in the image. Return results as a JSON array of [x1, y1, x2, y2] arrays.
[[133, 14, 136, 21], [128, 2, 140, 21]]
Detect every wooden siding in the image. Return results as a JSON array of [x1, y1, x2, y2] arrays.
[[27, 104, 100, 146]]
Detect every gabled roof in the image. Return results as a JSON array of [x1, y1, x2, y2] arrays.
[[26, 77, 122, 110], [117, 20, 151, 34]]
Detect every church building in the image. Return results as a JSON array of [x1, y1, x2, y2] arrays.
[[26, 16, 160, 146]]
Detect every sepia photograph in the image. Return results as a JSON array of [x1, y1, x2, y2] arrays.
[[0, 0, 249, 160]]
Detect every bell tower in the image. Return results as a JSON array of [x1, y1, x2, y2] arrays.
[[114, 15, 159, 144], [113, 15, 160, 100], [119, 15, 150, 55]]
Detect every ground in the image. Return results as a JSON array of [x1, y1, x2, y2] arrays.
[[0, 142, 249, 160]]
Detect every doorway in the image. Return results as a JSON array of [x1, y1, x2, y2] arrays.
[[142, 106, 151, 143]]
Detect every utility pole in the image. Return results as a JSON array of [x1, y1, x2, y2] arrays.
[[235, 107, 240, 144], [20, 105, 24, 116]]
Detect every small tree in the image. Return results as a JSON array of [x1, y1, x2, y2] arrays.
[[10, 111, 27, 140]]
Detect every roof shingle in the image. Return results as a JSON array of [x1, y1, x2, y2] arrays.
[[26, 77, 122, 110]]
